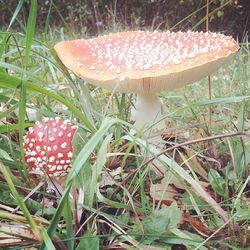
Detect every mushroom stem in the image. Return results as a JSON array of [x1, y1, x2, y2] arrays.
[[131, 93, 165, 130]]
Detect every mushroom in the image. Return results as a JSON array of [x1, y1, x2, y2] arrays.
[[54, 30, 239, 130], [23, 117, 77, 193]]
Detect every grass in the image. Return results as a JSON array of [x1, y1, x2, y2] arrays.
[[0, 1, 249, 249]]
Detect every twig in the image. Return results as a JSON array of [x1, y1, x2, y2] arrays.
[[142, 131, 249, 168], [12, 181, 44, 214]]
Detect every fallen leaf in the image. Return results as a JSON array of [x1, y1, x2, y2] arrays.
[[150, 181, 180, 205]]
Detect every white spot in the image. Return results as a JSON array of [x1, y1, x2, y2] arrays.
[[30, 151, 37, 156], [58, 131, 64, 137], [57, 165, 62, 170], [28, 127, 34, 133], [50, 165, 56, 171], [43, 117, 49, 122], [61, 142, 67, 149], [49, 136, 55, 142], [38, 132, 44, 138], [49, 156, 55, 163], [58, 153, 64, 158]]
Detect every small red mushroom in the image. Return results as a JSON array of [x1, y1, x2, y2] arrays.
[[23, 117, 77, 178]]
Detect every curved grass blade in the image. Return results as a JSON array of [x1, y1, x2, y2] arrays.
[[0, 71, 95, 132], [40, 227, 56, 250], [19, 0, 38, 181], [7, 0, 24, 30], [39, 184, 71, 250], [63, 196, 74, 250], [0, 123, 33, 133]]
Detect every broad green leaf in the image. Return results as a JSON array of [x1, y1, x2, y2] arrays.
[[76, 230, 99, 250], [142, 202, 181, 235], [208, 169, 227, 198], [0, 149, 13, 161], [0, 190, 18, 205]]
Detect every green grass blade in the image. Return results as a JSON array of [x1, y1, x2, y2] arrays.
[[8, 0, 24, 30], [64, 197, 74, 250], [0, 123, 33, 133], [0, 103, 19, 120], [44, 0, 53, 35], [24, 0, 37, 65], [87, 133, 112, 206], [0, 71, 95, 132], [40, 227, 56, 250], [39, 184, 71, 250], [0, 32, 11, 59], [67, 118, 119, 183], [18, 0, 38, 180]]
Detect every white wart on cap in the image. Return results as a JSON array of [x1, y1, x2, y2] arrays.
[[54, 30, 239, 93], [23, 117, 77, 177]]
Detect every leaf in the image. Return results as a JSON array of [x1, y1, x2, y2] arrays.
[[0, 190, 18, 205], [133, 202, 182, 243], [76, 231, 99, 250], [0, 223, 37, 240], [0, 149, 13, 161], [150, 182, 179, 205], [208, 169, 226, 198]]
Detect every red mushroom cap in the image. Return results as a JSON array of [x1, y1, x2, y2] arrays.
[[54, 30, 239, 93], [23, 117, 77, 177]]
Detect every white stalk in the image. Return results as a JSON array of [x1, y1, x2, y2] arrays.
[[131, 93, 165, 131]]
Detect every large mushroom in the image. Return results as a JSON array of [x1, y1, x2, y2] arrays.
[[23, 117, 77, 193], [54, 30, 239, 130]]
